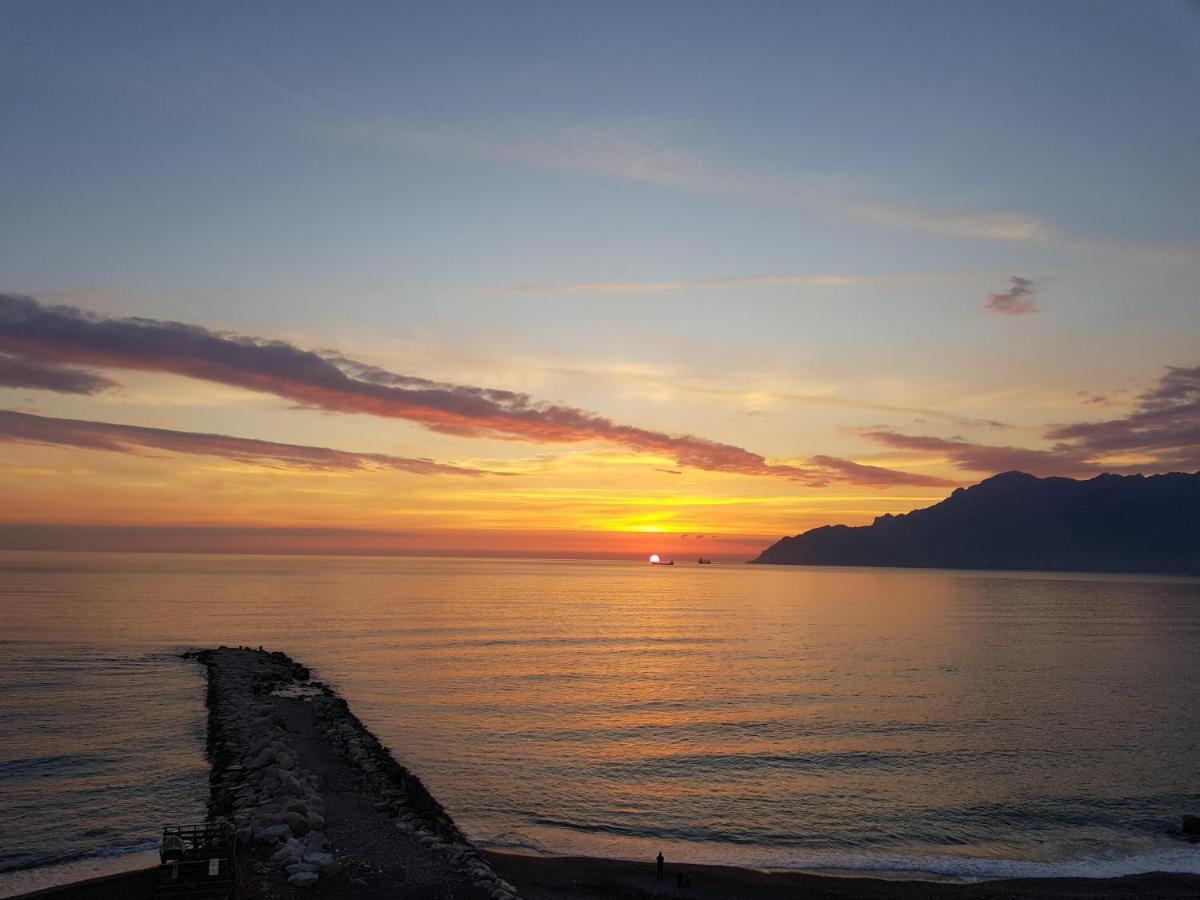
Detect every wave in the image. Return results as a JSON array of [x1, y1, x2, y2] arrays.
[[482, 828, 1200, 881], [0, 753, 117, 779], [0, 838, 159, 876], [774, 847, 1200, 880], [475, 831, 552, 854]]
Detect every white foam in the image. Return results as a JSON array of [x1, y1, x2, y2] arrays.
[[0, 844, 159, 899], [766, 847, 1200, 881], [477, 823, 1200, 883]]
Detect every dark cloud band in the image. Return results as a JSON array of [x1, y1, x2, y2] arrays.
[[0, 409, 493, 476], [864, 364, 1200, 476], [0, 353, 117, 395], [0, 294, 945, 488]]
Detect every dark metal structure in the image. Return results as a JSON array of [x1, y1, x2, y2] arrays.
[[154, 822, 242, 899]]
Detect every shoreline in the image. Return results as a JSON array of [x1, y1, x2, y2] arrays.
[[10, 645, 1200, 900], [481, 851, 1200, 899], [15, 852, 1200, 900]]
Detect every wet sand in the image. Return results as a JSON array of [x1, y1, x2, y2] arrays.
[[8, 869, 155, 900], [485, 852, 1200, 899], [19, 855, 1200, 900]]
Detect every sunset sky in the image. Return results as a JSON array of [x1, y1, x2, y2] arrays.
[[2, 1, 1198, 558]]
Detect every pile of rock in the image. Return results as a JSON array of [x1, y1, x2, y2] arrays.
[[313, 693, 521, 900], [190, 646, 522, 899], [190, 648, 341, 889]]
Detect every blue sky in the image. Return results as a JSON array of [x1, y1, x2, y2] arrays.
[[0, 1, 1198, 554], [5, 1, 1198, 296]]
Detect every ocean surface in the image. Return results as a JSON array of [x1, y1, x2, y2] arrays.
[[2, 552, 1199, 895]]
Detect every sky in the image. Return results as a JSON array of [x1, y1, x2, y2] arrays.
[[1, 0, 1198, 559]]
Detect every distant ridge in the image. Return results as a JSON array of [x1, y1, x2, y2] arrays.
[[753, 471, 1200, 575]]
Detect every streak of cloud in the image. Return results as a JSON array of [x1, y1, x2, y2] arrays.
[[861, 431, 1086, 477], [543, 363, 1010, 429], [863, 363, 1200, 476], [330, 118, 1053, 244], [496, 271, 987, 294], [806, 454, 959, 488], [984, 276, 1039, 315], [0, 354, 117, 395], [0, 294, 947, 488], [0, 409, 495, 476], [1045, 364, 1200, 470]]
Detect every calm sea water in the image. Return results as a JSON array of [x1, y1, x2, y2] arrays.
[[2, 552, 1199, 895]]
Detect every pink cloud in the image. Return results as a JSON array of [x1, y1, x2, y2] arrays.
[[0, 294, 945, 487], [0, 409, 494, 476], [984, 276, 1038, 315]]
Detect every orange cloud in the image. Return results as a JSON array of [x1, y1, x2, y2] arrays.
[[0, 409, 493, 476], [0, 294, 942, 488]]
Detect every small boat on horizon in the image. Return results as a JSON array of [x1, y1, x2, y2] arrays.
[[698, 557, 712, 564], [648, 554, 674, 566]]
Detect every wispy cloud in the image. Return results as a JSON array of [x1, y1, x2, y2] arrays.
[[1044, 364, 1200, 470], [984, 276, 1039, 316], [806, 455, 958, 488], [862, 363, 1200, 476], [0, 409, 493, 476], [673, 383, 1009, 430], [0, 294, 949, 488], [545, 361, 1009, 429], [0, 354, 118, 395], [495, 271, 987, 295], [327, 117, 1055, 244], [862, 430, 1083, 477]]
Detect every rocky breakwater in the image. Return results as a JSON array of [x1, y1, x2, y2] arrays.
[[187, 647, 520, 899]]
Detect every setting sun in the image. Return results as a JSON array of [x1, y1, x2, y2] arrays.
[[2, 5, 1198, 897]]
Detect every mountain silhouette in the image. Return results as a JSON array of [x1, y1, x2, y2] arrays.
[[753, 471, 1200, 575]]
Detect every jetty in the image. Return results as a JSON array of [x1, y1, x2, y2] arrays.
[[185, 647, 519, 899], [17, 646, 1200, 900]]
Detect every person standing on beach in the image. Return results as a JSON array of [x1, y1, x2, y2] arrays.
[[656, 851, 664, 880]]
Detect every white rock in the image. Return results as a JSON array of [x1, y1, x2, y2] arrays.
[[287, 871, 319, 888], [304, 831, 326, 849], [257, 824, 290, 842]]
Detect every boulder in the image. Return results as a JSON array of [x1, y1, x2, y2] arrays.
[[304, 831, 326, 850], [255, 824, 290, 843], [1183, 815, 1200, 835], [287, 870, 319, 888], [282, 811, 310, 836], [246, 748, 275, 769]]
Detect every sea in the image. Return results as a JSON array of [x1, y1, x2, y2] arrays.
[[1, 552, 1199, 896]]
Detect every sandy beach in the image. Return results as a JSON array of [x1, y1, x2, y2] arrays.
[[19, 854, 1200, 900], [483, 852, 1200, 899]]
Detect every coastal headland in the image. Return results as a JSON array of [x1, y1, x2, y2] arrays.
[[17, 646, 1200, 900]]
